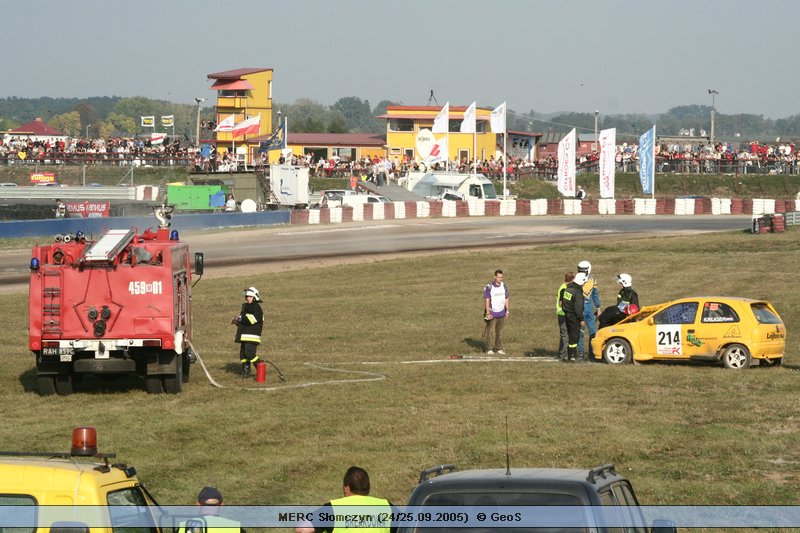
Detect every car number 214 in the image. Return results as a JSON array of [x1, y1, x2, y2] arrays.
[[656, 325, 682, 355]]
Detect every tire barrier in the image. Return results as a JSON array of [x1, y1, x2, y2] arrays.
[[516, 199, 531, 215], [772, 213, 786, 233], [291, 197, 800, 225]]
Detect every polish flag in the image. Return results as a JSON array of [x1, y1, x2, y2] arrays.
[[231, 115, 261, 138]]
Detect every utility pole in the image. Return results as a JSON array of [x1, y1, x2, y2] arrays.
[[708, 89, 718, 146], [194, 97, 205, 146], [593, 111, 599, 151]]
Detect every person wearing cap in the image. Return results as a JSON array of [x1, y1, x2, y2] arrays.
[[295, 466, 395, 533], [54, 198, 66, 218], [560, 272, 586, 363], [232, 287, 263, 379], [178, 486, 243, 532]]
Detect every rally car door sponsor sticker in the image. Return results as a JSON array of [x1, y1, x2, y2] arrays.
[[656, 325, 682, 355]]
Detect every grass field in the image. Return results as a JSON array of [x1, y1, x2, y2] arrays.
[[0, 229, 798, 521]]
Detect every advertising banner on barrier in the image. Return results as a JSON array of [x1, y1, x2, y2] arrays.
[[66, 201, 111, 218], [557, 128, 576, 197], [30, 172, 56, 184], [598, 128, 616, 198], [639, 125, 656, 196]]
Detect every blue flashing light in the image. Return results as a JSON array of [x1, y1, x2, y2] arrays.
[[170, 230, 179, 241], [30, 258, 40, 271]]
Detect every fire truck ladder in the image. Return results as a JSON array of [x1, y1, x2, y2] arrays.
[[41, 270, 63, 335], [83, 229, 135, 263]]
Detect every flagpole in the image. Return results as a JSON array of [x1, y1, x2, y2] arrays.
[[284, 116, 289, 161], [446, 127, 450, 172], [473, 128, 476, 174], [651, 125, 656, 200], [502, 104, 508, 200], [502, 131, 507, 200]]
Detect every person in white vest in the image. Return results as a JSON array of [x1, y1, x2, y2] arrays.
[[483, 269, 510, 355]]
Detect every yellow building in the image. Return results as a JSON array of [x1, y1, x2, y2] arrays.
[[268, 132, 385, 163], [379, 105, 497, 164], [207, 67, 273, 164]]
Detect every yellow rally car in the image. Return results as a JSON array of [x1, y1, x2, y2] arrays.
[[591, 297, 785, 369]]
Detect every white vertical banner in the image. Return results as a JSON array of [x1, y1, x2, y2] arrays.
[[598, 128, 616, 198], [429, 136, 448, 164], [491, 102, 508, 199], [460, 101, 476, 134], [432, 102, 449, 134], [490, 102, 506, 133], [557, 128, 577, 197], [639, 125, 656, 197]]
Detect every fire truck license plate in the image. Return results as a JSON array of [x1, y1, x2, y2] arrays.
[[43, 347, 74, 360]]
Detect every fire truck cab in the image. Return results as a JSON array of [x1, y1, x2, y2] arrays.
[[29, 207, 203, 395]]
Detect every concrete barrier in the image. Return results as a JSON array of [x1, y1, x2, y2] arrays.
[[393, 201, 405, 219], [0, 210, 290, 238]]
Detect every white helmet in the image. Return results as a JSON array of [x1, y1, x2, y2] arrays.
[[244, 287, 261, 301], [577, 260, 592, 276], [616, 273, 632, 288], [573, 272, 588, 286]]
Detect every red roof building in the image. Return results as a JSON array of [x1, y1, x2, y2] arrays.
[[9, 118, 65, 137]]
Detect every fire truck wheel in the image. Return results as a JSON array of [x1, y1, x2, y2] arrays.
[[37, 375, 56, 396], [163, 363, 183, 394], [145, 376, 163, 394], [55, 375, 73, 396], [181, 354, 190, 384]]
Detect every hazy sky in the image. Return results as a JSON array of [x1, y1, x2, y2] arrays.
[[4, 0, 797, 119]]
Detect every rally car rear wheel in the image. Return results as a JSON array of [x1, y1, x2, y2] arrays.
[[603, 338, 632, 365], [722, 344, 751, 370]]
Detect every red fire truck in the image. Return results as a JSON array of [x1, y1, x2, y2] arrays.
[[29, 207, 203, 395]]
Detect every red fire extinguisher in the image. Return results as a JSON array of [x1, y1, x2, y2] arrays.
[[255, 361, 267, 383]]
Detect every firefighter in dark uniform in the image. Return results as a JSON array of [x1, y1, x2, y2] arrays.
[[560, 272, 586, 363], [232, 287, 263, 379], [599, 273, 640, 328]]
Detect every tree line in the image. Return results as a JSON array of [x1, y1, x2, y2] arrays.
[[1, 96, 798, 144]]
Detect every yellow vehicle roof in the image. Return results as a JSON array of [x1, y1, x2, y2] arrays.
[[0, 456, 136, 505]]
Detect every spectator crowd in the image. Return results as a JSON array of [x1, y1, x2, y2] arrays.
[[2, 133, 797, 178], [0, 135, 193, 166]]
